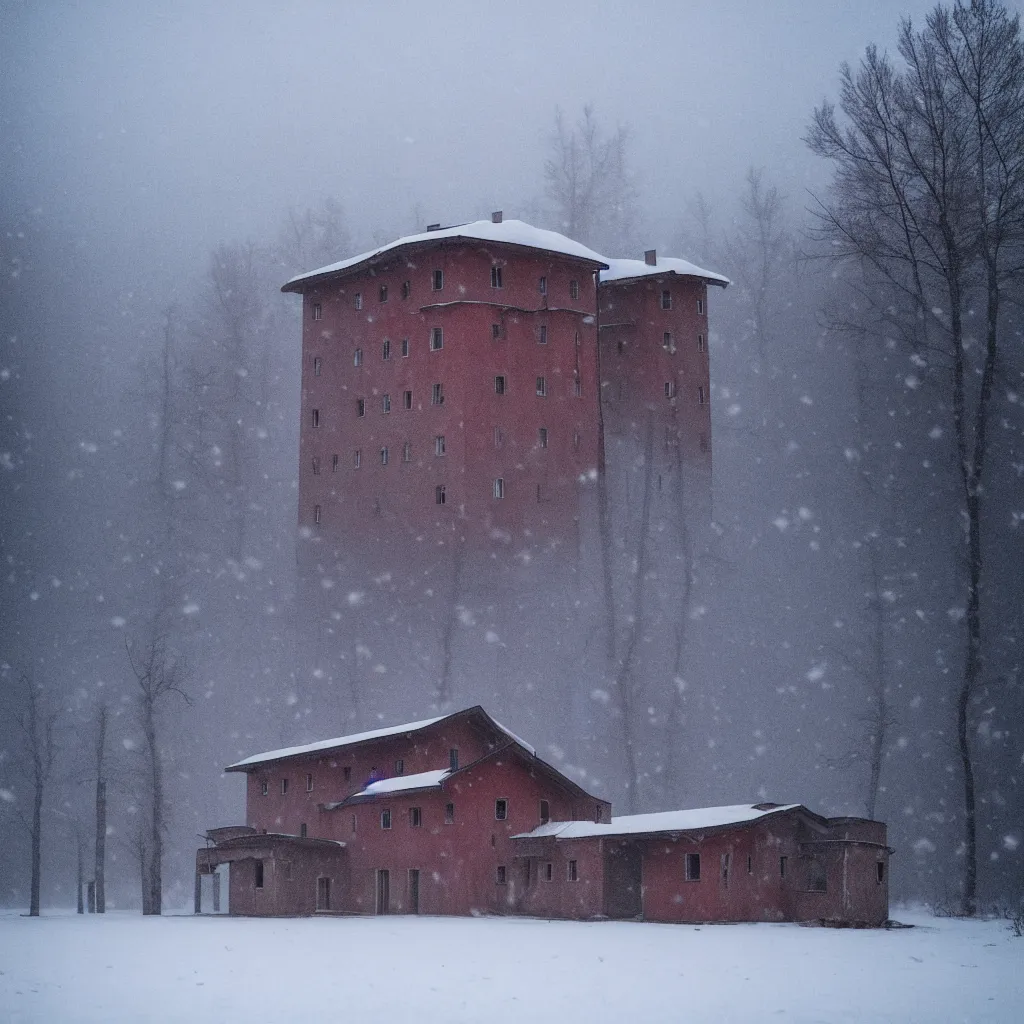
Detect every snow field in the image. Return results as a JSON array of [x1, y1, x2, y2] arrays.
[[0, 908, 1020, 1023]]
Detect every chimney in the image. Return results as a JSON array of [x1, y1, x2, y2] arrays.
[[644, 249, 657, 266], [426, 223, 441, 232], [492, 210, 503, 224]]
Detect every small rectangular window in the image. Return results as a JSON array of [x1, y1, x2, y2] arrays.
[[355, 293, 362, 310], [410, 807, 422, 827], [573, 378, 582, 398], [261, 779, 268, 796], [493, 426, 504, 449], [316, 875, 330, 910], [311, 457, 320, 476], [568, 860, 578, 882], [698, 385, 706, 406], [332, 453, 339, 472], [491, 266, 503, 288], [569, 279, 579, 300], [573, 430, 580, 451], [663, 332, 674, 352], [381, 809, 392, 830], [747, 855, 753, 874], [382, 394, 391, 413], [306, 773, 313, 792], [343, 766, 351, 782], [493, 477, 504, 500], [780, 856, 788, 879], [685, 852, 701, 881], [281, 778, 289, 795], [876, 861, 885, 884], [354, 449, 361, 469], [697, 297, 705, 315], [495, 799, 508, 820], [300, 822, 307, 838], [313, 356, 322, 376], [661, 289, 672, 310], [431, 383, 444, 405], [496, 865, 507, 884], [545, 862, 553, 881], [311, 408, 320, 428], [539, 276, 547, 295], [395, 759, 404, 775], [697, 333, 705, 353], [351, 813, 356, 833], [435, 484, 446, 505], [313, 504, 321, 524], [617, 339, 625, 356], [444, 802, 455, 824], [721, 852, 731, 888], [539, 800, 550, 824], [538, 325, 548, 345], [379, 284, 388, 303], [430, 327, 443, 351], [432, 269, 444, 291], [538, 427, 548, 449], [402, 441, 412, 463], [665, 381, 677, 399], [354, 348, 363, 367], [254, 860, 264, 888], [357, 398, 365, 417], [494, 375, 507, 396], [401, 280, 411, 299], [382, 338, 391, 360], [536, 376, 547, 397], [491, 323, 502, 340], [398, 390, 410, 411], [435, 435, 446, 456], [401, 338, 410, 357], [312, 302, 322, 321], [449, 748, 459, 771], [380, 447, 389, 466]]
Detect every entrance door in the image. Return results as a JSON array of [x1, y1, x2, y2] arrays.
[[604, 842, 643, 919], [408, 869, 420, 914], [376, 869, 390, 914]]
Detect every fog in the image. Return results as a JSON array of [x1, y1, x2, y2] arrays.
[[2, 0, 1021, 918]]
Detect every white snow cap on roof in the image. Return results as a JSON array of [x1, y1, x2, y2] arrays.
[[225, 716, 446, 770], [601, 256, 730, 287], [513, 803, 799, 841], [354, 768, 451, 798], [284, 219, 609, 288]]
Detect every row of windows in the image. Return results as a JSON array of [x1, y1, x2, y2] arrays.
[[311, 272, 585, 322], [496, 860, 579, 885]]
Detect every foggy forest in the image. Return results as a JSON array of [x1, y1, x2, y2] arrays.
[[2, 0, 1022, 932]]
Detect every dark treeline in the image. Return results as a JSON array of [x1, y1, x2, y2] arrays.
[[1, 1, 1021, 918]]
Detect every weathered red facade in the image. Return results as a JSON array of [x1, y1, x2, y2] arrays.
[[197, 706, 890, 926]]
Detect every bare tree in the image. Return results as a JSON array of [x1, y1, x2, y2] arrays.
[[807, 0, 1024, 913], [126, 636, 192, 915], [544, 105, 638, 253], [277, 197, 352, 276], [3, 673, 60, 916], [93, 704, 107, 913]]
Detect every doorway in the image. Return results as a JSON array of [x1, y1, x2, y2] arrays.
[[376, 869, 390, 914], [408, 869, 420, 914]]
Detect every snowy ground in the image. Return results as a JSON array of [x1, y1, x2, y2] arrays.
[[0, 908, 1020, 1023]]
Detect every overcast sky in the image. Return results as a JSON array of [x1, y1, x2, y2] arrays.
[[4, 0, 991, 301]]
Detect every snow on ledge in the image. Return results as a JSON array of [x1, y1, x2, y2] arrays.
[[513, 803, 799, 840], [600, 256, 730, 287], [354, 768, 451, 797]]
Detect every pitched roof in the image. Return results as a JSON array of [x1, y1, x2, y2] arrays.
[[512, 803, 800, 841], [224, 705, 535, 772], [354, 768, 451, 798], [601, 255, 730, 288], [281, 219, 609, 292]]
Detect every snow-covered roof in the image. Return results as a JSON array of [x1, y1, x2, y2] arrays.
[[225, 716, 446, 770], [283, 219, 609, 290], [225, 706, 537, 771], [512, 803, 800, 841], [600, 256, 730, 287], [354, 768, 451, 798]]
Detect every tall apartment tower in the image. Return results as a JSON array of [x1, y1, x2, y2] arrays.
[[282, 217, 727, 551]]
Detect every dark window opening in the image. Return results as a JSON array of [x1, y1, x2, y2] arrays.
[[432, 269, 443, 291], [721, 852, 731, 888], [281, 778, 289, 795], [538, 427, 548, 448], [491, 323, 502, 340], [354, 292, 362, 310], [494, 375, 506, 395], [445, 802, 455, 824], [379, 284, 388, 303], [568, 860, 578, 882], [313, 503, 322, 525], [403, 390, 413, 410], [312, 302, 322, 321], [357, 398, 365, 417], [536, 376, 547, 397], [410, 807, 422, 827], [539, 800, 550, 824], [254, 860, 264, 889], [383, 338, 391, 360], [381, 809, 392, 830], [495, 799, 508, 820], [697, 297, 705, 315], [395, 759, 404, 775], [661, 289, 672, 309], [354, 348, 363, 366], [780, 855, 788, 879], [491, 266, 503, 288], [449, 748, 459, 771], [313, 356, 322, 376], [685, 852, 701, 881], [401, 280, 411, 300], [343, 766, 351, 782], [300, 823, 307, 838], [435, 484, 446, 505], [311, 408, 320, 428], [539, 276, 547, 295], [332, 454, 339, 472], [260, 780, 268, 796], [496, 865, 507, 884], [311, 456, 320, 476], [316, 876, 331, 911], [430, 327, 443, 351], [431, 383, 444, 405], [538, 325, 548, 345], [747, 855, 753, 875], [569, 279, 579, 300], [306, 773, 313, 792], [876, 861, 886, 884], [807, 858, 827, 892], [545, 862, 553, 881]]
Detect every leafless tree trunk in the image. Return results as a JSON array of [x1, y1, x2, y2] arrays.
[[94, 704, 107, 913], [126, 635, 192, 915]]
